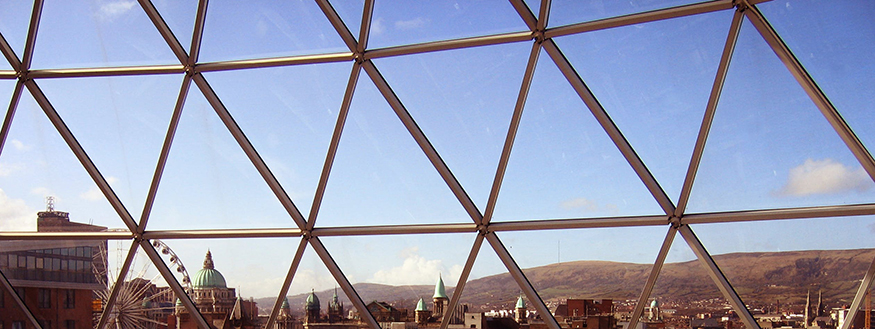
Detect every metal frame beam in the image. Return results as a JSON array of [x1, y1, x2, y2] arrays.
[[627, 226, 677, 329], [676, 8, 744, 216], [28, 65, 184, 79], [95, 242, 140, 329], [196, 52, 353, 73], [0, 31, 22, 69], [364, 32, 532, 60], [309, 236, 381, 329], [0, 266, 42, 329], [678, 225, 759, 329], [265, 238, 308, 329], [682, 203, 875, 224], [486, 232, 561, 329], [840, 254, 875, 329], [441, 234, 485, 329], [188, 0, 209, 65], [0, 80, 24, 158], [139, 239, 211, 329], [138, 0, 188, 64], [21, 0, 44, 71]]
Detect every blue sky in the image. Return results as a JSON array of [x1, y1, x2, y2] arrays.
[[1, 0, 874, 300]]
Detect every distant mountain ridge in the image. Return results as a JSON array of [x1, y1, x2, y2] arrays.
[[258, 248, 875, 315]]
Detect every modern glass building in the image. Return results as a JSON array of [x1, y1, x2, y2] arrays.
[[0, 1, 873, 329]]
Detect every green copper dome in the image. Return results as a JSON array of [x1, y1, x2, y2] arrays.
[[282, 297, 290, 310], [306, 290, 320, 310], [192, 251, 227, 289], [516, 295, 525, 309], [433, 275, 447, 299], [416, 298, 427, 312]]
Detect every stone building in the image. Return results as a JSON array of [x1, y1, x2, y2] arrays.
[[173, 251, 259, 329]]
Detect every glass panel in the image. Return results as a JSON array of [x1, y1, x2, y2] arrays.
[[0, 1, 33, 63], [30, 0, 179, 69], [692, 215, 875, 325], [0, 90, 131, 231], [320, 233, 475, 322], [499, 226, 666, 319], [452, 236, 517, 321], [650, 231, 729, 329], [492, 49, 664, 222], [329, 0, 364, 44], [199, 1, 349, 63], [548, 0, 708, 28], [758, 1, 875, 157], [368, 0, 529, 49], [373, 42, 531, 209], [0, 238, 111, 327], [36, 75, 184, 220], [152, 0, 198, 53], [316, 75, 472, 227], [146, 84, 293, 230], [157, 238, 298, 322], [555, 11, 732, 203], [687, 20, 875, 213], [202, 62, 351, 218], [279, 240, 351, 323]]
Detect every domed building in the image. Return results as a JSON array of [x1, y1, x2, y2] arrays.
[[173, 251, 259, 329]]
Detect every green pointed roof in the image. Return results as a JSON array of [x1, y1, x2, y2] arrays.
[[433, 275, 447, 299], [416, 298, 427, 311], [306, 290, 320, 310], [516, 295, 525, 309], [282, 297, 290, 310], [192, 250, 227, 289]]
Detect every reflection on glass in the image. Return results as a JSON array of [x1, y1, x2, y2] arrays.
[[317, 77, 471, 227], [203, 63, 351, 218], [688, 20, 875, 213], [368, 0, 528, 49], [31, 0, 178, 68], [36, 75, 184, 220], [555, 11, 732, 203], [373, 42, 530, 209], [492, 49, 664, 222], [548, 0, 706, 28], [147, 86, 293, 230], [199, 1, 348, 62]]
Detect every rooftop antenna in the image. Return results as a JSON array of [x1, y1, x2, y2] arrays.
[[46, 196, 55, 211]]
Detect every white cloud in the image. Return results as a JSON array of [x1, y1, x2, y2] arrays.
[[395, 17, 429, 30], [288, 268, 341, 295], [371, 17, 385, 35], [9, 139, 29, 151], [80, 176, 119, 201], [777, 158, 873, 196], [369, 247, 462, 286], [0, 189, 37, 231], [97, 0, 136, 20], [31, 187, 53, 197], [0, 163, 24, 177]]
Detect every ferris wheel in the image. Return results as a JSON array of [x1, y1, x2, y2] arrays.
[[92, 238, 191, 329]]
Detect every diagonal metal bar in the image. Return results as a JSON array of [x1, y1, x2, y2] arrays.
[[677, 225, 759, 329], [188, 0, 209, 65], [137, 75, 191, 232], [683, 203, 875, 224], [508, 0, 537, 31], [441, 233, 485, 329], [627, 225, 677, 329], [309, 236, 381, 329], [21, 0, 44, 70], [485, 232, 560, 329], [0, 80, 24, 158], [840, 254, 875, 329], [744, 5, 875, 183], [195, 52, 353, 73], [306, 63, 361, 230], [675, 8, 744, 216], [96, 242, 141, 329], [316, 0, 358, 51], [357, 0, 375, 52], [364, 31, 533, 60], [362, 60, 483, 224], [28, 65, 185, 78], [138, 0, 189, 64], [544, 0, 737, 39], [191, 73, 308, 229], [0, 31, 22, 69], [266, 237, 308, 329], [537, 0, 551, 31], [482, 39, 541, 226], [24, 80, 139, 232], [541, 39, 676, 215], [0, 267, 42, 329], [139, 239, 210, 329]]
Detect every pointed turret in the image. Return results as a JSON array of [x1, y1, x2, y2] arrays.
[[417, 298, 428, 312], [433, 274, 449, 319], [515, 295, 527, 324], [434, 274, 448, 299], [415, 298, 431, 325]]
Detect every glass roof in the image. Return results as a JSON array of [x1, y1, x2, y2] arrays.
[[0, 1, 873, 329]]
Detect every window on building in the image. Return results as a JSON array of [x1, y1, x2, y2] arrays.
[[64, 290, 75, 309], [38, 288, 51, 308], [12, 322, 23, 329], [64, 320, 74, 329], [0, 290, 4, 308]]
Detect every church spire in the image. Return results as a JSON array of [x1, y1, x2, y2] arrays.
[[434, 274, 447, 299], [203, 250, 215, 269]]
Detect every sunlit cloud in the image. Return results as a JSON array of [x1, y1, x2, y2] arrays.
[[0, 163, 24, 177], [9, 139, 29, 151], [96, 0, 136, 20], [369, 247, 462, 286], [371, 17, 386, 35], [80, 176, 119, 201], [560, 197, 619, 214], [31, 187, 54, 197], [0, 189, 37, 231], [288, 268, 341, 295], [777, 158, 873, 196], [395, 17, 429, 30]]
